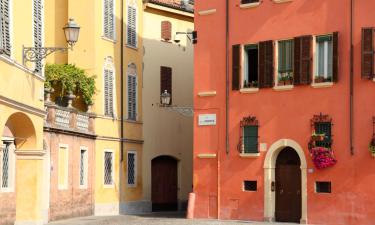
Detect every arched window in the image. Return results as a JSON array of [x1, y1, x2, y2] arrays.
[[104, 57, 115, 117], [127, 63, 137, 121]]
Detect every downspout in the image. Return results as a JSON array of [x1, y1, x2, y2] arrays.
[[350, 0, 354, 155], [120, 0, 124, 161]]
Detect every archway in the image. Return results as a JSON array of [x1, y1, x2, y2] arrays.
[[3, 112, 36, 150], [151, 155, 178, 211], [264, 139, 307, 224]]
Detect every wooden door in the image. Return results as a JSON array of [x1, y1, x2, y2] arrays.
[[152, 156, 178, 211], [275, 148, 301, 223]]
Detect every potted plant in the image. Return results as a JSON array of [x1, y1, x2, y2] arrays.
[[311, 132, 325, 141], [279, 72, 293, 85], [250, 80, 258, 88], [310, 147, 337, 169], [314, 76, 326, 83], [369, 138, 375, 157], [243, 80, 250, 88]]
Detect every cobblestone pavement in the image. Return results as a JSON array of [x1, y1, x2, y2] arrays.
[[47, 212, 299, 225]]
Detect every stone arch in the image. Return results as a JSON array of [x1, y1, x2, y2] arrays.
[[263, 139, 308, 224], [3, 112, 37, 150]]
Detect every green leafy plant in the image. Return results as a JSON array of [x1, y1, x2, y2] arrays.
[[45, 64, 96, 105]]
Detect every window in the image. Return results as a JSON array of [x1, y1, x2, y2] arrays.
[[278, 40, 294, 85], [58, 144, 68, 189], [315, 35, 333, 83], [0, 0, 11, 56], [310, 114, 333, 150], [239, 116, 259, 154], [1, 142, 10, 189], [243, 44, 258, 88], [126, 5, 137, 47], [316, 181, 331, 193], [103, 0, 115, 40], [244, 180, 257, 191], [127, 151, 136, 187], [79, 147, 88, 188], [33, 0, 43, 73], [127, 64, 137, 121], [104, 151, 114, 185], [160, 66, 172, 104], [104, 68, 114, 117], [161, 21, 171, 41], [362, 28, 374, 79], [241, 0, 259, 4], [314, 121, 332, 148]]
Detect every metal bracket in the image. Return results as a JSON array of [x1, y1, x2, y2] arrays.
[[22, 46, 70, 64]]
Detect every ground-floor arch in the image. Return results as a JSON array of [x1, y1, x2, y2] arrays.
[[264, 139, 307, 224]]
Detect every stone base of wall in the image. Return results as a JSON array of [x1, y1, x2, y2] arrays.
[[14, 221, 44, 225], [0, 192, 16, 225], [120, 201, 152, 215], [95, 203, 120, 216]]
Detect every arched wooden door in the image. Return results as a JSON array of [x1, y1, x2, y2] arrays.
[[275, 147, 302, 223], [152, 156, 178, 211]]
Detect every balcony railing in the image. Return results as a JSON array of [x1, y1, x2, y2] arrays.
[[44, 103, 95, 134]]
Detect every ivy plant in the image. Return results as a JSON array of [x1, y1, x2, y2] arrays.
[[45, 64, 96, 105]]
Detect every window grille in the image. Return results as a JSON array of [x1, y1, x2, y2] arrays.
[[309, 113, 333, 150], [104, 69, 114, 117], [127, 5, 137, 47], [238, 116, 259, 154], [0, 0, 11, 56], [104, 0, 115, 39], [1, 143, 10, 188], [104, 151, 113, 185], [127, 152, 136, 186]]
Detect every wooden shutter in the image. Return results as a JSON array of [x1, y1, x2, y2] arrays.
[[259, 40, 274, 88], [104, 0, 109, 37], [362, 28, 374, 79], [294, 35, 312, 85], [127, 6, 137, 47], [0, 0, 11, 56], [104, 69, 114, 116], [161, 21, 172, 41], [243, 126, 258, 154], [33, 0, 43, 72], [160, 66, 172, 104], [232, 44, 240, 90], [332, 32, 339, 82], [104, 0, 114, 39], [128, 74, 137, 120]]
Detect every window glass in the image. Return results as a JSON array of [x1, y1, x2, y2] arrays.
[[278, 40, 294, 85], [315, 35, 333, 82], [244, 45, 258, 88]]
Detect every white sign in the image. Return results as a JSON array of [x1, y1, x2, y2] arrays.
[[198, 114, 216, 126]]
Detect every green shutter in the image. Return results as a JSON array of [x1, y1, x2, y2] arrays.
[[243, 126, 258, 153]]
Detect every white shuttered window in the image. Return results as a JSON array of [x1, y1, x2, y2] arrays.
[[104, 0, 115, 40], [104, 68, 114, 117], [33, 0, 43, 72], [126, 5, 137, 47], [127, 63, 137, 121], [0, 0, 11, 56]]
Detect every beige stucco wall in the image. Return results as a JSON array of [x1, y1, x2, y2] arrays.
[[142, 5, 194, 207]]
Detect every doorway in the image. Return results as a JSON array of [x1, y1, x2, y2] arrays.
[[275, 147, 302, 223], [151, 155, 178, 211]]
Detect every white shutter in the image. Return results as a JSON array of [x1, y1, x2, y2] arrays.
[[127, 6, 137, 47], [34, 0, 43, 72], [104, 69, 114, 117], [103, 0, 109, 37], [0, 0, 11, 56], [104, 0, 114, 39], [127, 75, 137, 120]]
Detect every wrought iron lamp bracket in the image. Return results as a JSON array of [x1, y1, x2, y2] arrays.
[[22, 46, 71, 64]]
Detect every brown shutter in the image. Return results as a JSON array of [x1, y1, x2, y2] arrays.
[[332, 32, 339, 82], [161, 21, 172, 41], [160, 66, 172, 104], [362, 28, 374, 79], [259, 40, 274, 88], [294, 35, 313, 85], [232, 44, 241, 90]]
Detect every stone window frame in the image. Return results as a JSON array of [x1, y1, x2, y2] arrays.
[[58, 143, 69, 190], [79, 146, 89, 189], [127, 150, 137, 188]]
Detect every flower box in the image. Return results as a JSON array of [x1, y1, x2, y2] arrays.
[[310, 147, 337, 169]]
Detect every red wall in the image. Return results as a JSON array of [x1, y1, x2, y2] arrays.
[[193, 1, 375, 224]]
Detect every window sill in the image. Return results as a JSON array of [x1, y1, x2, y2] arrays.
[[239, 2, 260, 9], [198, 91, 217, 97], [311, 82, 334, 88], [101, 36, 117, 43], [273, 0, 292, 3], [0, 188, 14, 193], [103, 184, 115, 189], [125, 119, 143, 124], [372, 78, 375, 82], [126, 44, 138, 50], [79, 185, 88, 190], [273, 85, 294, 91], [240, 88, 259, 94], [239, 153, 260, 158], [197, 153, 217, 159]]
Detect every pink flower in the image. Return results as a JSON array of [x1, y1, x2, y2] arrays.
[[310, 147, 337, 169]]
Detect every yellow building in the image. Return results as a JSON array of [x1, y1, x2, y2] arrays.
[[0, 0, 145, 224]]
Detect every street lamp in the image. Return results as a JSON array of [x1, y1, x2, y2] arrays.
[[23, 18, 80, 64], [158, 90, 193, 117]]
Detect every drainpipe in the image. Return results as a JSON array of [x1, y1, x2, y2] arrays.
[[350, 0, 354, 155], [120, 0, 124, 161]]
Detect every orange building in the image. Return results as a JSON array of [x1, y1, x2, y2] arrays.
[[193, 1, 375, 224]]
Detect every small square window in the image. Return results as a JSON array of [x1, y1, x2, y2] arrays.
[[244, 180, 257, 191], [316, 181, 331, 193]]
